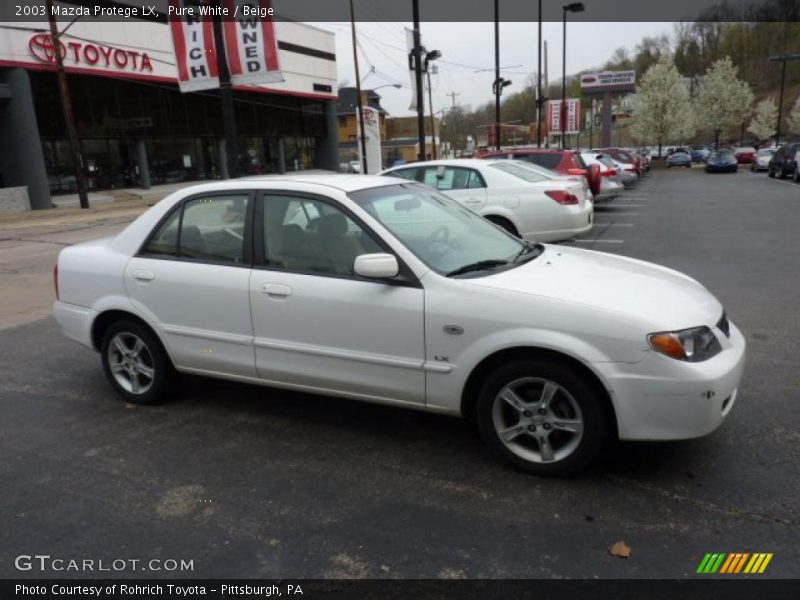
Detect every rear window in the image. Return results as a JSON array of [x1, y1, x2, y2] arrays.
[[489, 162, 549, 183], [516, 153, 562, 169]]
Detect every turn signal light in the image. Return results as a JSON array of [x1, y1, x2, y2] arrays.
[[544, 190, 579, 205], [648, 333, 685, 360]]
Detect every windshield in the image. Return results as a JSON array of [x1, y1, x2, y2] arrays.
[[349, 183, 534, 276]]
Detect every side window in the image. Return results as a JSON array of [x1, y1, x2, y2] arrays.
[[263, 195, 382, 277], [144, 208, 180, 256], [466, 169, 486, 189], [423, 167, 466, 191], [179, 195, 249, 264]]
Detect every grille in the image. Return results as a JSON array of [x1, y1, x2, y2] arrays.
[[717, 312, 730, 338]]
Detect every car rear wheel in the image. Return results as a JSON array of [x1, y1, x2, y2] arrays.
[[101, 320, 172, 404], [794, 166, 800, 183], [476, 359, 612, 476], [486, 216, 519, 238], [768, 166, 776, 178]]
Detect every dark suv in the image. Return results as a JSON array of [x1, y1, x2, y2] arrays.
[[767, 142, 800, 179]]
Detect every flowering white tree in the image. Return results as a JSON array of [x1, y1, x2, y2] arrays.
[[630, 55, 695, 156], [788, 96, 800, 135], [747, 98, 778, 141], [695, 57, 754, 148]]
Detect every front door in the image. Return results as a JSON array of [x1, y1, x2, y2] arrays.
[[125, 192, 256, 377], [248, 191, 426, 405]]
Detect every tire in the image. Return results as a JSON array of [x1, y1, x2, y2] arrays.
[[475, 358, 613, 476], [486, 216, 519, 238], [768, 166, 775, 178], [101, 320, 172, 405], [794, 166, 800, 183], [778, 165, 787, 179]]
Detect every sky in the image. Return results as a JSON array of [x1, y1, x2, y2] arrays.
[[311, 21, 673, 118]]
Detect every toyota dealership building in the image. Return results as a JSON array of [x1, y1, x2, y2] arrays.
[[0, 12, 338, 209]]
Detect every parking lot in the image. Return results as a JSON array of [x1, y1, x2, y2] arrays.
[[1, 166, 798, 579]]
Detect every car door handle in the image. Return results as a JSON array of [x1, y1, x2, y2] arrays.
[[133, 269, 155, 282], [261, 283, 292, 298]]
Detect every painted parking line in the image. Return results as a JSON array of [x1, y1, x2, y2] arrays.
[[592, 222, 635, 227], [574, 239, 625, 243], [593, 212, 640, 216], [745, 171, 799, 187]]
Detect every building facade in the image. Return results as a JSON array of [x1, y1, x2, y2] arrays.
[[0, 16, 338, 209]]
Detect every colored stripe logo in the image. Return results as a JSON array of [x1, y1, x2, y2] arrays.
[[696, 552, 773, 574]]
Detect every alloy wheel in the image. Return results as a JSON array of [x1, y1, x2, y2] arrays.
[[107, 332, 155, 395], [491, 377, 584, 464]]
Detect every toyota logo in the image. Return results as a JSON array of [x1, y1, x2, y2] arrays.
[[28, 33, 64, 63]]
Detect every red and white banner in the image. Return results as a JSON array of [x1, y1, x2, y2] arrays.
[[168, 0, 219, 92], [223, 0, 283, 86], [548, 99, 581, 135]]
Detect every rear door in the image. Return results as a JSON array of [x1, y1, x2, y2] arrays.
[[125, 191, 256, 377]]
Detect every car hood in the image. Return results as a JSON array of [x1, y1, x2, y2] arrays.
[[466, 245, 722, 330]]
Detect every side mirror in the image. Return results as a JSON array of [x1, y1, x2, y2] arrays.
[[354, 253, 399, 279]]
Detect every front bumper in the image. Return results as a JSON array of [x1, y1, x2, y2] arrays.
[[595, 321, 746, 441]]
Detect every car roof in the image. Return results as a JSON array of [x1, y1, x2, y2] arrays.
[[385, 158, 497, 169], [481, 148, 566, 155], [238, 173, 398, 193]]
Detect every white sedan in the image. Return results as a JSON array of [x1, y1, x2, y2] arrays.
[[380, 158, 593, 242], [54, 175, 745, 476]]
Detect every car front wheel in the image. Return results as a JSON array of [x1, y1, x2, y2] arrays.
[[101, 320, 172, 404], [476, 359, 612, 476]]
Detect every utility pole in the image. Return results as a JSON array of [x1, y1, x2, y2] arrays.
[[349, 0, 368, 173], [447, 91, 460, 156], [212, 3, 239, 178], [494, 0, 501, 150], [412, 0, 425, 161], [46, 0, 89, 209]]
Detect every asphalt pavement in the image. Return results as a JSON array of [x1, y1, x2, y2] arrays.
[[1, 167, 798, 579]]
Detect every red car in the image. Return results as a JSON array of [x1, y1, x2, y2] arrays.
[[733, 146, 757, 164], [477, 149, 602, 197]]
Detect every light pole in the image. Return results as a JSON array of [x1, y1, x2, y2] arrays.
[[411, 0, 425, 161], [425, 50, 442, 159], [492, 0, 512, 151], [536, 0, 544, 147], [561, 2, 584, 149], [769, 54, 800, 146]]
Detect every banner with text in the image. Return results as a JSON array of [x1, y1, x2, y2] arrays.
[[357, 106, 383, 175], [548, 99, 581, 135], [168, 0, 220, 92], [223, 0, 283, 86]]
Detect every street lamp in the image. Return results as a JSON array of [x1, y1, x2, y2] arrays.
[[371, 83, 403, 92], [769, 53, 800, 146], [493, 0, 513, 151], [561, 2, 584, 149], [425, 50, 442, 159]]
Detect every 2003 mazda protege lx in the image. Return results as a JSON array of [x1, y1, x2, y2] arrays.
[[54, 175, 746, 475]]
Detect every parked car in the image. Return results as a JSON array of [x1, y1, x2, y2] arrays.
[[733, 146, 757, 164], [348, 160, 362, 174], [54, 175, 746, 476], [601, 156, 638, 187], [750, 148, 774, 172], [690, 146, 711, 163], [380, 159, 593, 242], [705, 150, 738, 173], [476, 149, 603, 198], [667, 151, 692, 168], [767, 142, 800, 179], [579, 152, 625, 203], [593, 147, 641, 177]]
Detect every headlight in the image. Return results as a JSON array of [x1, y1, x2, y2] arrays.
[[648, 326, 721, 362]]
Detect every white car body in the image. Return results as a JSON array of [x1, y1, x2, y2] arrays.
[[793, 150, 800, 181], [751, 149, 774, 172], [379, 159, 593, 243], [54, 175, 745, 473]]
